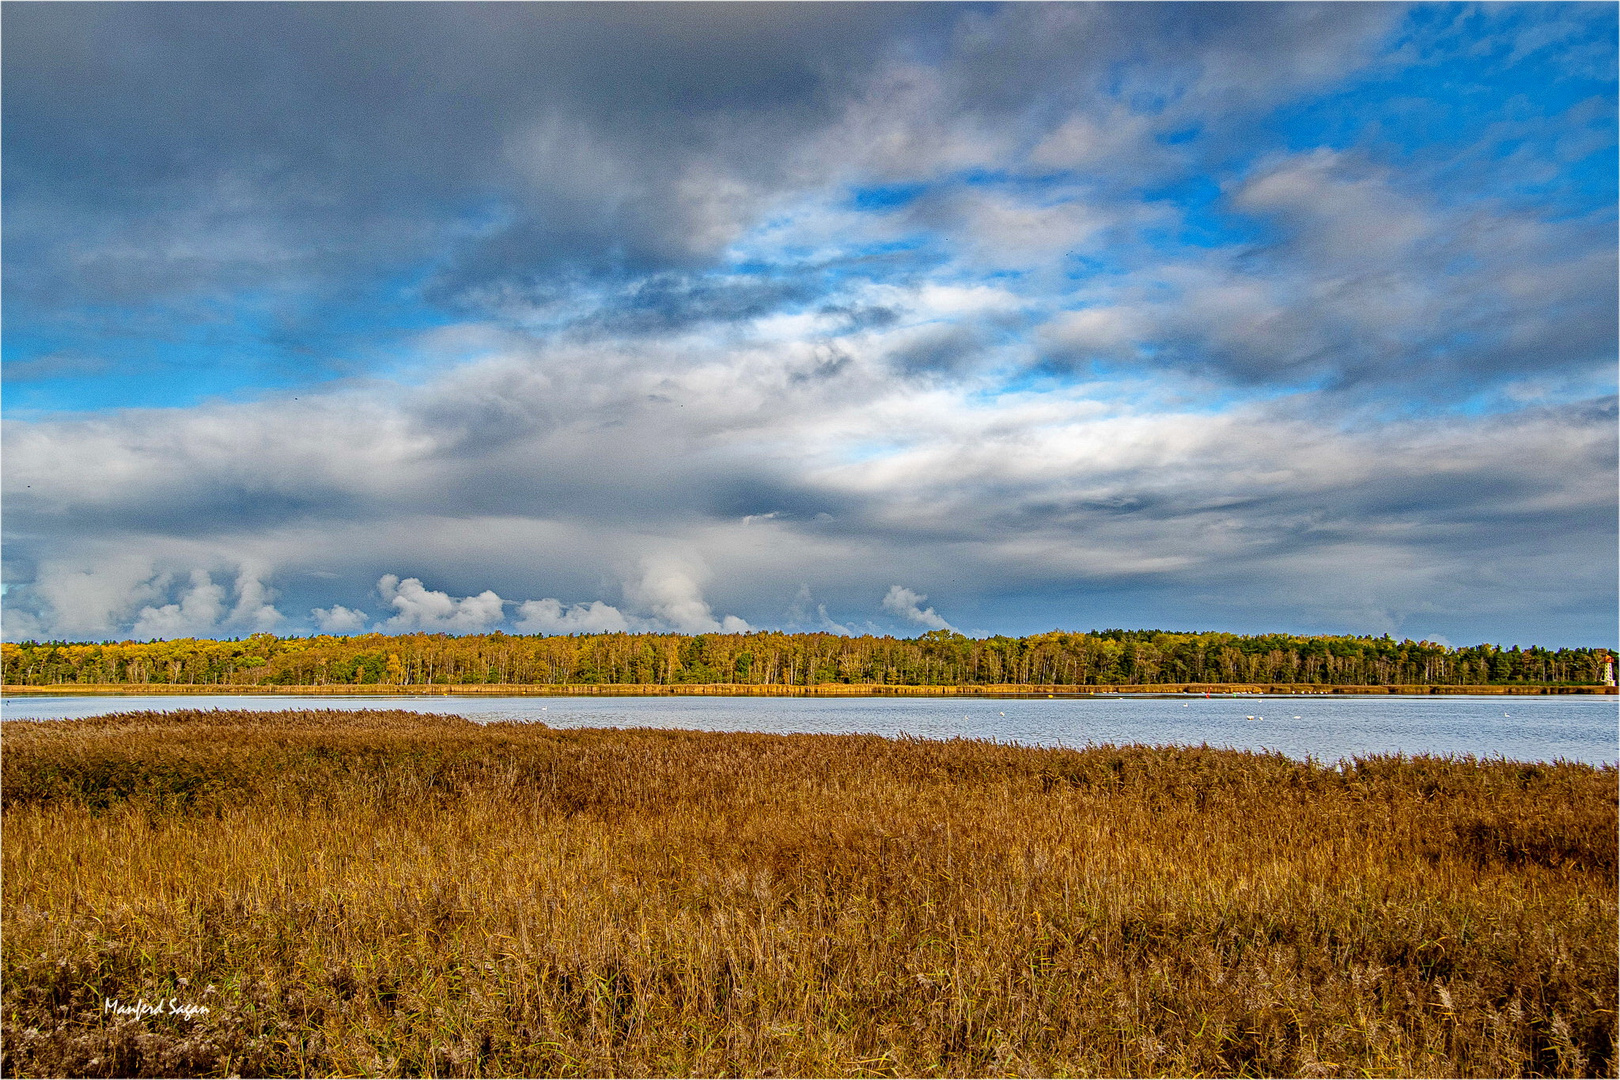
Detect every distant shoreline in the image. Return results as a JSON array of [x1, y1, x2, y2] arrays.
[[4, 681, 1613, 697]]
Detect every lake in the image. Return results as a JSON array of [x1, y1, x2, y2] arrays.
[[3, 692, 1615, 765]]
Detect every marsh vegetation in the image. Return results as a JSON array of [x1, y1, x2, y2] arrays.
[[3, 710, 1614, 1077]]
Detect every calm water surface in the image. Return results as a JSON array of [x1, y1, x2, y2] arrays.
[[3, 693, 1615, 765]]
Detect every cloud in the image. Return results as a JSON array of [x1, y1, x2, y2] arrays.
[[7, 556, 167, 640], [786, 583, 855, 636], [1029, 106, 1160, 172], [887, 324, 986, 378], [227, 568, 284, 632], [2, 5, 1614, 649], [0, 2, 1415, 406], [376, 574, 506, 633], [0, 557, 284, 641], [1041, 149, 1616, 392], [130, 570, 227, 640], [882, 585, 954, 632], [2, 352, 112, 382], [513, 598, 630, 635], [3, 340, 1614, 644], [311, 604, 368, 634], [624, 555, 751, 634], [2, 2, 951, 382]]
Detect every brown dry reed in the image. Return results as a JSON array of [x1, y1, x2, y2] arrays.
[[2, 709, 1614, 1078]]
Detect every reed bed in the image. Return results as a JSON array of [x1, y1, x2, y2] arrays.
[[2, 709, 1614, 1078]]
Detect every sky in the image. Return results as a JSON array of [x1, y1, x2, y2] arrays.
[[2, 2, 1616, 647]]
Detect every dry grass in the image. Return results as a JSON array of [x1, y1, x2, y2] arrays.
[[2, 709, 1614, 1078]]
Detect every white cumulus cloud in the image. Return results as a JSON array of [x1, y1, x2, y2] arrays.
[[225, 567, 284, 632], [513, 598, 631, 635], [377, 574, 506, 632], [882, 584, 954, 632], [624, 555, 752, 634], [131, 570, 228, 640], [12, 556, 167, 640], [311, 604, 369, 633]]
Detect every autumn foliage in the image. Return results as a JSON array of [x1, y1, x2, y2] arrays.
[[3, 710, 1615, 1076], [2, 628, 1611, 689]]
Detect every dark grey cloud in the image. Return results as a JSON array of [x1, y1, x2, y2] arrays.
[[818, 304, 901, 333], [889, 325, 985, 377], [4, 3, 948, 316], [927, 2, 1399, 120], [572, 273, 822, 337], [3, 2, 1412, 369]]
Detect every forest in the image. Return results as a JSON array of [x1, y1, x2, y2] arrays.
[[1, 628, 1610, 688]]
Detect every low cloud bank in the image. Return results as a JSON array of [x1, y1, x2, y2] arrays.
[[295, 567, 752, 639], [3, 389, 1613, 645]]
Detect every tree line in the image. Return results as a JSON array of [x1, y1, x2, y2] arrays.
[[2, 628, 1611, 688]]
